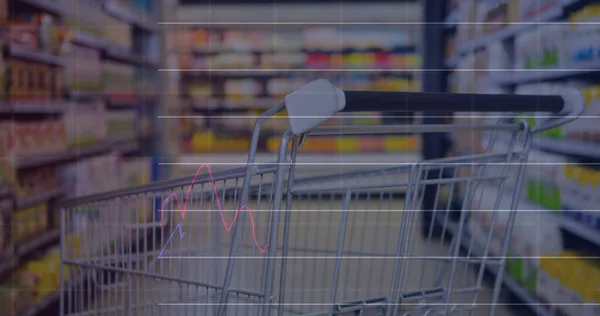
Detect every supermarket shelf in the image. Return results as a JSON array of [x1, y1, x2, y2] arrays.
[[532, 137, 600, 159], [17, 229, 60, 257], [448, 5, 563, 60], [6, 43, 65, 67], [484, 63, 600, 85], [190, 97, 279, 110], [113, 138, 141, 154], [558, 213, 600, 248], [21, 291, 60, 316], [16, 142, 112, 169], [9, 100, 65, 114], [105, 45, 142, 64], [72, 31, 108, 50], [17, 0, 65, 16], [103, 0, 157, 32], [438, 214, 552, 316], [68, 90, 105, 100], [16, 188, 64, 210]]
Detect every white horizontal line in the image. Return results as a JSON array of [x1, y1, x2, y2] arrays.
[[159, 21, 600, 26], [160, 115, 595, 119], [158, 255, 595, 259], [159, 302, 598, 306], [159, 68, 600, 72], [160, 162, 597, 165], [161, 209, 600, 212]]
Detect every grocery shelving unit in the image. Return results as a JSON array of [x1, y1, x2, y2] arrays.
[[166, 26, 422, 160], [0, 0, 162, 315], [425, 0, 600, 315]]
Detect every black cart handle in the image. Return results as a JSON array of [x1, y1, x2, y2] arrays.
[[284, 79, 584, 135], [342, 90, 566, 113]]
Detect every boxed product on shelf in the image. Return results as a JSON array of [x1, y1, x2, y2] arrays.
[[0, 197, 13, 260], [523, 150, 566, 211], [224, 79, 263, 99], [60, 0, 106, 39], [14, 165, 60, 202], [556, 164, 600, 230], [64, 44, 103, 92], [186, 131, 252, 153], [516, 0, 561, 21], [538, 251, 600, 316], [0, 120, 68, 158], [18, 249, 61, 300], [61, 154, 120, 198], [8, 60, 54, 102], [11, 203, 48, 244], [63, 101, 107, 147], [515, 25, 566, 70], [104, 61, 135, 100], [101, 13, 132, 50], [9, 13, 62, 54], [106, 110, 137, 141], [0, 273, 38, 315], [261, 53, 305, 69]]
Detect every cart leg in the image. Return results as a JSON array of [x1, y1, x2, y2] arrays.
[[277, 137, 298, 316], [262, 132, 293, 316]]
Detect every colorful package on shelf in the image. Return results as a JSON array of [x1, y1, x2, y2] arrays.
[[60, 0, 105, 38], [556, 164, 600, 230], [9, 13, 61, 53], [478, 0, 508, 35], [61, 154, 120, 198], [524, 150, 566, 211], [64, 44, 103, 92], [0, 274, 38, 315], [20, 250, 61, 300], [539, 252, 600, 316], [517, 0, 561, 21], [224, 79, 263, 99], [119, 157, 153, 229], [261, 53, 305, 69], [104, 62, 135, 99], [15, 165, 60, 202], [101, 13, 132, 50], [515, 25, 565, 70], [63, 101, 107, 147], [106, 110, 137, 141], [0, 197, 13, 259], [0, 120, 68, 158], [567, 4, 600, 66], [8, 60, 56, 102], [11, 203, 48, 244], [213, 53, 255, 69], [186, 131, 251, 153]]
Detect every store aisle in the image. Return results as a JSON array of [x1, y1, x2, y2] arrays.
[[77, 198, 515, 316]]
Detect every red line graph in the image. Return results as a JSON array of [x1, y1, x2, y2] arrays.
[[158, 164, 267, 256]]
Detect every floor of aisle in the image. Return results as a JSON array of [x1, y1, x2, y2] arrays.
[[69, 198, 515, 316]]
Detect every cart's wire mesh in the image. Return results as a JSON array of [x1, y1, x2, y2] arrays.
[[60, 124, 531, 316]]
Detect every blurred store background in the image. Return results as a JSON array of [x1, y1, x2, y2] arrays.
[[0, 0, 598, 315]]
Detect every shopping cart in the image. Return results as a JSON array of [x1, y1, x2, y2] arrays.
[[59, 79, 583, 316]]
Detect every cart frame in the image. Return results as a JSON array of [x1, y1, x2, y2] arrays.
[[59, 79, 584, 316]]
